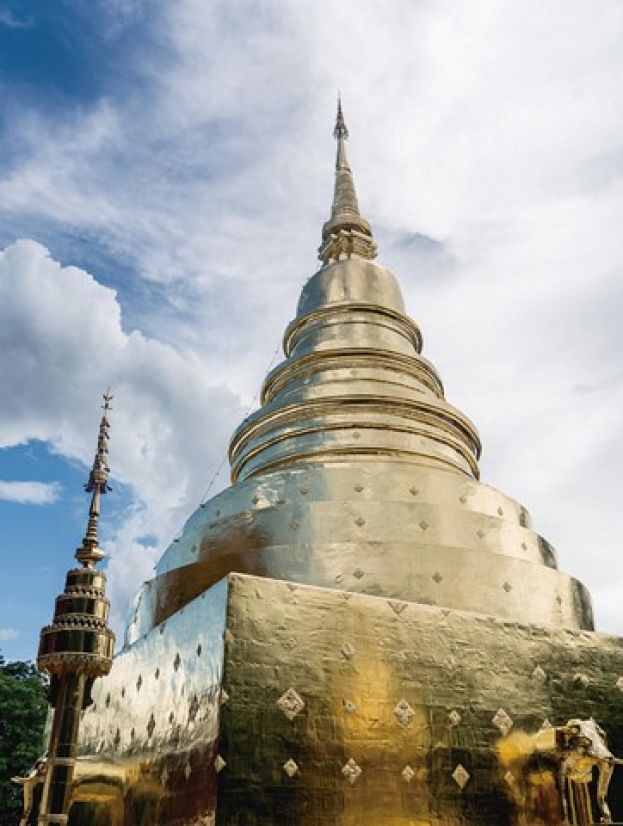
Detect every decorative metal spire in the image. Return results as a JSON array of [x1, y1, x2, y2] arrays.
[[318, 97, 377, 265], [36, 392, 116, 824], [75, 391, 112, 568]]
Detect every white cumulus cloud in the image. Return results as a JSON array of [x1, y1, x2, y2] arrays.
[[0, 480, 61, 504], [0, 240, 246, 633]]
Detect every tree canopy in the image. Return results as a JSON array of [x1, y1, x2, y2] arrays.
[[0, 654, 48, 825]]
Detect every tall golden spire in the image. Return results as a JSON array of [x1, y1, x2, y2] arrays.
[[75, 391, 112, 568], [36, 392, 115, 825], [318, 97, 377, 265]]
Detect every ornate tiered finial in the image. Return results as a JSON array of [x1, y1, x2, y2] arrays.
[[35, 392, 116, 824], [76, 391, 113, 568], [334, 95, 349, 139], [318, 98, 377, 265]]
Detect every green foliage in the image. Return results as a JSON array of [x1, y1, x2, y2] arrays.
[[0, 654, 48, 825]]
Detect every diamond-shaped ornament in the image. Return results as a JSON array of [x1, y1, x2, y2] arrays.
[[492, 707, 513, 736], [342, 758, 362, 784], [448, 709, 462, 727], [214, 754, 226, 774], [452, 764, 470, 790], [531, 665, 547, 684], [504, 770, 516, 786], [277, 687, 305, 721], [283, 758, 299, 777], [402, 765, 415, 783], [341, 642, 355, 660], [393, 698, 415, 727]]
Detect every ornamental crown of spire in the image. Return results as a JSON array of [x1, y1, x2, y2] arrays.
[[318, 97, 377, 265], [84, 391, 112, 494], [333, 97, 349, 139], [75, 390, 113, 569]]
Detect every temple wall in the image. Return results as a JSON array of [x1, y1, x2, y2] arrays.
[[72, 573, 623, 824], [217, 573, 623, 825], [70, 578, 228, 825]]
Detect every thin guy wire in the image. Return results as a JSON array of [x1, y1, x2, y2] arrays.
[[169, 338, 284, 543]]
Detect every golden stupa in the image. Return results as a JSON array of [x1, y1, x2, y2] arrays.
[[53, 104, 623, 825]]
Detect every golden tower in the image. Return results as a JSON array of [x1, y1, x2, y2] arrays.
[[36, 393, 115, 824], [47, 107, 622, 825]]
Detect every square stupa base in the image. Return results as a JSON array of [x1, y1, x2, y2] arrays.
[[70, 573, 623, 825]]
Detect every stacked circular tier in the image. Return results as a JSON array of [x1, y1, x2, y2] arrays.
[[38, 566, 115, 679], [127, 257, 593, 644]]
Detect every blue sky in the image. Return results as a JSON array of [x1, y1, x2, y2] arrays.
[[1, 1, 622, 661]]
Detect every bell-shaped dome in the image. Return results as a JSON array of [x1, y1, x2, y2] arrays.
[[297, 258, 406, 317], [229, 248, 479, 483]]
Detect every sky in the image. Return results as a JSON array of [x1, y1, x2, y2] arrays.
[[0, 0, 622, 661]]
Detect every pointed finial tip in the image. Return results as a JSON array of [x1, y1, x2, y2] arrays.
[[334, 95, 349, 140], [84, 392, 113, 494]]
